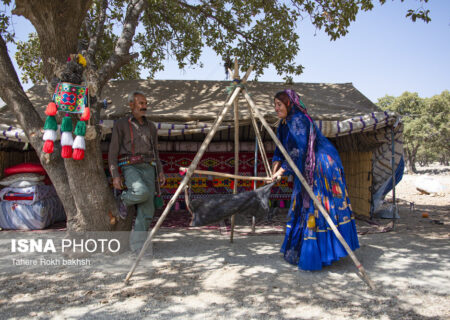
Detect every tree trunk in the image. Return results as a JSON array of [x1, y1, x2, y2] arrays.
[[62, 100, 133, 233], [405, 145, 419, 174]]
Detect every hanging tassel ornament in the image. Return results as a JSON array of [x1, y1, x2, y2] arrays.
[[42, 55, 89, 160], [60, 116, 73, 158], [72, 120, 86, 160], [42, 110, 58, 154]]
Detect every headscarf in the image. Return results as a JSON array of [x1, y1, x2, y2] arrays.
[[284, 89, 316, 208]]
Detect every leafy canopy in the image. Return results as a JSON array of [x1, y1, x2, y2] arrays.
[[2, 0, 432, 84]]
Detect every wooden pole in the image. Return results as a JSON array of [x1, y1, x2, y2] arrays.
[[243, 89, 376, 290], [391, 126, 398, 227], [252, 139, 258, 233], [246, 102, 272, 177], [179, 167, 272, 181], [231, 58, 240, 243], [124, 66, 253, 283]]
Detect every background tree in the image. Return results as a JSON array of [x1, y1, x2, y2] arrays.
[[0, 0, 432, 233], [422, 91, 450, 165], [377, 90, 449, 173]]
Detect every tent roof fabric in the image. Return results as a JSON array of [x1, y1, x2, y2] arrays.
[[103, 80, 380, 122], [0, 80, 379, 127]]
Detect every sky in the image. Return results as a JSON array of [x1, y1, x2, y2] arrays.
[[3, 0, 450, 103]]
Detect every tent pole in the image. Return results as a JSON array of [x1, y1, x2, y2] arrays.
[[246, 102, 272, 177], [252, 138, 258, 233], [243, 89, 376, 290], [391, 126, 397, 228], [124, 67, 253, 284], [230, 58, 240, 243], [179, 167, 271, 181]]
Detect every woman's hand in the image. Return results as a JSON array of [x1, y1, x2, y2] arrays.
[[271, 167, 286, 182]]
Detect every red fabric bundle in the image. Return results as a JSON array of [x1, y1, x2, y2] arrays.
[[4, 163, 46, 177]]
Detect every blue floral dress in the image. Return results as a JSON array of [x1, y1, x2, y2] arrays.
[[274, 107, 359, 271]]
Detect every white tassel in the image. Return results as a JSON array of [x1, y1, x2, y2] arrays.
[[43, 129, 57, 141], [61, 131, 74, 146], [72, 135, 86, 150]]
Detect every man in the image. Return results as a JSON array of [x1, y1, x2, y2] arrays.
[[108, 91, 165, 252]]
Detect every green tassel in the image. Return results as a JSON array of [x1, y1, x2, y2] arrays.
[[74, 120, 86, 136], [61, 116, 73, 132], [43, 116, 57, 131]]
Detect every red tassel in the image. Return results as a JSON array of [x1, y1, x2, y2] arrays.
[[45, 102, 58, 116], [61, 145, 72, 158], [43, 140, 54, 153], [72, 148, 85, 160], [80, 107, 90, 121], [42, 140, 54, 153]]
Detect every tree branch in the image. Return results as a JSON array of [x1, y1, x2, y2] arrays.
[[0, 35, 42, 144], [97, 0, 147, 91], [86, 0, 108, 69], [176, 0, 273, 59]]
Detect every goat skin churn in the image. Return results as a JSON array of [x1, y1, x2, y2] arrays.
[[188, 182, 275, 227]]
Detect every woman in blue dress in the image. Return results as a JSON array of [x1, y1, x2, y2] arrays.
[[271, 90, 359, 271]]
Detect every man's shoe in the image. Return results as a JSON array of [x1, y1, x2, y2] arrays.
[[114, 188, 128, 219], [117, 198, 128, 219]]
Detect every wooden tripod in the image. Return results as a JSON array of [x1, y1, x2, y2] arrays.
[[124, 63, 375, 290]]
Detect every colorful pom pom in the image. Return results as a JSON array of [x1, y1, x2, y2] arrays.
[[43, 140, 54, 153], [80, 107, 90, 121], [77, 54, 87, 67], [61, 131, 74, 146], [72, 148, 85, 160], [72, 135, 85, 150], [74, 121, 86, 136], [43, 129, 57, 142], [61, 116, 73, 132], [45, 102, 58, 116], [44, 116, 58, 131], [61, 145, 72, 158]]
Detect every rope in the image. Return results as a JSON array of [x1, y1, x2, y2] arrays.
[[226, 79, 246, 95]]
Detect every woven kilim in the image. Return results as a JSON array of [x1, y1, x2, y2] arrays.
[[159, 152, 292, 202]]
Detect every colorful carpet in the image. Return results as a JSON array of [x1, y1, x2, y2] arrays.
[[159, 152, 293, 203]]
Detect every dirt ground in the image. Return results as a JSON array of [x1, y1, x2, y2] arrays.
[[0, 164, 449, 320]]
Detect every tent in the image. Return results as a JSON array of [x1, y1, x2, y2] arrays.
[[0, 80, 404, 217]]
